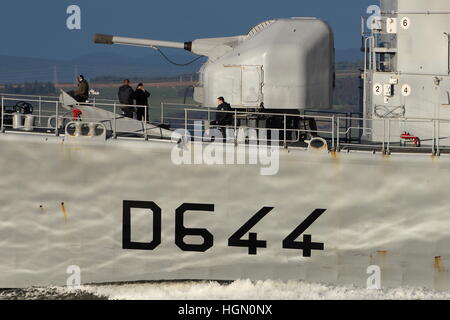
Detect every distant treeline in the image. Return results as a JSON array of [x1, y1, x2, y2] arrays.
[[1, 82, 56, 95], [336, 61, 363, 71], [92, 73, 199, 84]]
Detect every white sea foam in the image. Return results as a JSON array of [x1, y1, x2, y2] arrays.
[[74, 280, 450, 300], [2, 280, 450, 300]]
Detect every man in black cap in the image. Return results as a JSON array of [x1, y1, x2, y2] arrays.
[[118, 79, 135, 118], [134, 83, 151, 122]]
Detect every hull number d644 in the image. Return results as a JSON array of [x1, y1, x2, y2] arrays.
[[122, 201, 326, 258]]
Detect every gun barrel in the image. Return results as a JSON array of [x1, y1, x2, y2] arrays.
[[94, 34, 192, 51]]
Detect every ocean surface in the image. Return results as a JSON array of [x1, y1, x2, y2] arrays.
[[1, 280, 450, 300]]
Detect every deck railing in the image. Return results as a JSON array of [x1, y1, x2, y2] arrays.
[[1, 92, 450, 155]]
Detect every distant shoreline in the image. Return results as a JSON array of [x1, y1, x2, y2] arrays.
[[56, 81, 197, 89], [0, 81, 197, 90]]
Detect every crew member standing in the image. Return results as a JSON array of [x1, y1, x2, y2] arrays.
[[210, 97, 233, 141], [118, 79, 135, 118], [134, 83, 151, 122], [211, 97, 232, 126]]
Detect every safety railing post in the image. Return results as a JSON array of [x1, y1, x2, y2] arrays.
[[336, 117, 340, 151], [38, 96, 42, 127], [331, 115, 335, 151], [144, 105, 148, 141], [432, 119, 436, 155], [283, 113, 287, 148], [234, 110, 237, 145], [347, 115, 350, 142], [184, 109, 188, 141], [55, 101, 59, 137], [113, 103, 117, 139], [161, 102, 164, 125], [387, 119, 391, 155], [1, 96, 4, 133], [437, 119, 441, 156]]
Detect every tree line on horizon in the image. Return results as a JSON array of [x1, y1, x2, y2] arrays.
[[0, 81, 56, 95]]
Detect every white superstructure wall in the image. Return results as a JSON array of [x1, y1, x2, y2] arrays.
[[366, 0, 450, 144]]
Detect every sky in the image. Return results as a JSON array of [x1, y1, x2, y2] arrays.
[[0, 0, 376, 60]]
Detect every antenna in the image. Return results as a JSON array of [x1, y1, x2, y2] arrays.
[[53, 65, 58, 87], [74, 65, 79, 83]]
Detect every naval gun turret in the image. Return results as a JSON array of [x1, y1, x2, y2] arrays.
[[95, 18, 335, 113]]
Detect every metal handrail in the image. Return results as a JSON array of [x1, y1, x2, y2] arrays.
[[0, 96, 155, 140], [2, 93, 450, 154]]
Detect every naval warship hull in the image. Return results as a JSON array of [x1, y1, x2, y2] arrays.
[[0, 132, 449, 290]]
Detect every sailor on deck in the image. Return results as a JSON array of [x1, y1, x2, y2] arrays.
[[210, 97, 233, 142], [118, 79, 136, 119], [211, 97, 232, 127], [68, 75, 89, 103], [134, 83, 151, 122]]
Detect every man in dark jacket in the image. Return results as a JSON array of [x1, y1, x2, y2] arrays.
[[69, 75, 89, 103], [134, 83, 151, 122], [211, 97, 233, 126], [210, 97, 233, 142], [118, 79, 135, 118]]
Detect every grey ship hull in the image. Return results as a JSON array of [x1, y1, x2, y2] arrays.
[[0, 132, 449, 290]]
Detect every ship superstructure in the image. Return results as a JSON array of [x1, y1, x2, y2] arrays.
[[363, 0, 450, 150]]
